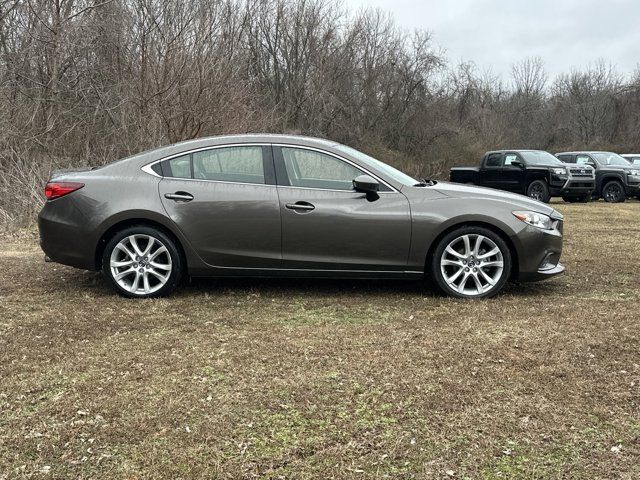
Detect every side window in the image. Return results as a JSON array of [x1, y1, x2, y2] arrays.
[[503, 154, 519, 166], [485, 153, 502, 167], [161, 154, 191, 179], [557, 154, 574, 163], [281, 147, 364, 190], [193, 146, 265, 184], [576, 155, 592, 166]]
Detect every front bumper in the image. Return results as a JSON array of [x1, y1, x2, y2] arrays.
[[513, 219, 565, 282], [625, 176, 640, 195], [550, 176, 595, 196]]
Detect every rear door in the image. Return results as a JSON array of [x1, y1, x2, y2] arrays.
[[479, 153, 503, 189], [157, 145, 282, 268], [273, 145, 411, 271]]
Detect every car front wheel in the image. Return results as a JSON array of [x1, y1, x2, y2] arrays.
[[431, 226, 512, 299], [102, 226, 182, 298]]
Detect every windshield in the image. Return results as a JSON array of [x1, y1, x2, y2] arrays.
[[591, 152, 630, 166], [622, 155, 640, 165], [519, 151, 564, 166], [334, 144, 420, 186]]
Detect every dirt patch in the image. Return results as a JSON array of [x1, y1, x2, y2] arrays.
[[1, 201, 639, 479]]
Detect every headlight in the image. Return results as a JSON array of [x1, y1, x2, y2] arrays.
[[512, 211, 554, 230], [552, 168, 567, 175], [629, 169, 640, 176]]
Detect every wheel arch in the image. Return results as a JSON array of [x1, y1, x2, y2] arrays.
[[94, 215, 188, 272], [425, 221, 519, 280], [600, 174, 624, 186], [525, 171, 549, 185]]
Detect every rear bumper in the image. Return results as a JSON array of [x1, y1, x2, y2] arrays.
[[38, 199, 97, 270]]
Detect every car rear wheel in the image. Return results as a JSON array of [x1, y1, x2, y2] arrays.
[[431, 226, 512, 299], [527, 180, 550, 203], [602, 181, 626, 203], [102, 226, 182, 298]]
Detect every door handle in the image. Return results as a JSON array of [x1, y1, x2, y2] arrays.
[[285, 201, 315, 212], [164, 192, 194, 202]]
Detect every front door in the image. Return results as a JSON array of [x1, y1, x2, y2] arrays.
[[500, 152, 526, 193], [158, 145, 281, 268], [274, 146, 411, 271]]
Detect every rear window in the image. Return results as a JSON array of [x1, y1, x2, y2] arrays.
[[157, 147, 266, 184], [161, 154, 191, 178], [485, 153, 501, 167]]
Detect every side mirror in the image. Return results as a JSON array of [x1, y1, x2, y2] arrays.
[[353, 174, 379, 193], [510, 160, 524, 168]]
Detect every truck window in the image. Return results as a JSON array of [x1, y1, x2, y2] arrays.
[[504, 154, 519, 166], [576, 155, 593, 166], [485, 153, 502, 167]]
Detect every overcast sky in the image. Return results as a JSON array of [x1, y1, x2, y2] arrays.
[[343, 0, 640, 80]]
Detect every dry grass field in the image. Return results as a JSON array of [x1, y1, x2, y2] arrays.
[[1, 201, 639, 479]]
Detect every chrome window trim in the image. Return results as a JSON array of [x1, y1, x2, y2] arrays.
[[140, 142, 400, 193]]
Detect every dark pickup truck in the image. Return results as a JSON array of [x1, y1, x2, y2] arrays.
[[556, 151, 640, 202], [450, 150, 596, 203]]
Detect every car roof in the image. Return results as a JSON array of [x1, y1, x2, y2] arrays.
[[170, 133, 339, 148]]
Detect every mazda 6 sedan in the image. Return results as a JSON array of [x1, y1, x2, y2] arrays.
[[38, 134, 565, 299]]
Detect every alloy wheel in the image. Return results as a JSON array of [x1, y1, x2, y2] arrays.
[[440, 234, 504, 296], [529, 183, 544, 201], [109, 234, 172, 295], [604, 183, 622, 202]]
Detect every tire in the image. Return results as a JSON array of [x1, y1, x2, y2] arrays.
[[562, 195, 590, 203], [430, 226, 512, 299], [527, 180, 551, 203], [102, 225, 182, 298], [602, 181, 626, 203]]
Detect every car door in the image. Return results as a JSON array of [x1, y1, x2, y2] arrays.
[[501, 152, 526, 193], [273, 145, 411, 271], [479, 153, 503, 189], [157, 145, 282, 268]]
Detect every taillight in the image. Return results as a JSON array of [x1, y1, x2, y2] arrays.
[[44, 182, 84, 200]]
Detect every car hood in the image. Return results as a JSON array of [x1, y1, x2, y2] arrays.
[[429, 181, 559, 216], [527, 163, 558, 169]]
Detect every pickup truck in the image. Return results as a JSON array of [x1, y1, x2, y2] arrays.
[[556, 151, 640, 202], [450, 150, 596, 203]]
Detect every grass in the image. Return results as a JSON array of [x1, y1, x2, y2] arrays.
[[1, 200, 639, 479]]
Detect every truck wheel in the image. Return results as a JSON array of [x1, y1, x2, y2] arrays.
[[602, 181, 626, 203], [527, 180, 550, 203], [430, 226, 512, 299]]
